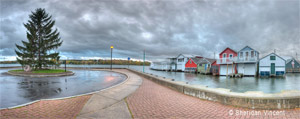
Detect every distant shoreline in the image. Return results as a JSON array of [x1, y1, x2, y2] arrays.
[[0, 60, 151, 66]]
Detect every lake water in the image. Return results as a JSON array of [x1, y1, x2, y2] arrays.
[[0, 68, 126, 108], [129, 66, 300, 94], [1, 64, 300, 94]]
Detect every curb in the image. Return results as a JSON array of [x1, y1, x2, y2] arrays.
[[6, 71, 75, 77]]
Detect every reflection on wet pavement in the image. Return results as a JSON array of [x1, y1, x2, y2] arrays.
[[0, 69, 126, 108]]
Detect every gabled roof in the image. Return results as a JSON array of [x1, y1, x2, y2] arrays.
[[190, 57, 203, 64], [198, 58, 216, 64], [259, 53, 286, 61], [238, 46, 259, 54], [167, 57, 177, 59], [177, 54, 201, 58], [286, 58, 300, 64], [219, 47, 237, 55], [286, 59, 292, 63], [205, 58, 216, 64]]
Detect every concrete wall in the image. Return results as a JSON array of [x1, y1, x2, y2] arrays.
[[128, 69, 300, 110]]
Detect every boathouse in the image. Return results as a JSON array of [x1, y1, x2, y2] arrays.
[[150, 61, 170, 71], [286, 58, 300, 73], [185, 57, 202, 72], [236, 46, 259, 76], [211, 61, 219, 75], [171, 54, 201, 72], [217, 47, 238, 76], [259, 53, 286, 77], [197, 58, 216, 74]]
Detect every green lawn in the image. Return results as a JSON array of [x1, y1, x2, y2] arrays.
[[9, 69, 24, 72], [9, 69, 67, 73], [33, 69, 66, 73]]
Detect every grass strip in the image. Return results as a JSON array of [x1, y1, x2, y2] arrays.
[[9, 69, 67, 73]]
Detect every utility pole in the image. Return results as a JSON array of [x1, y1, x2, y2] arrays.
[[128, 57, 130, 68], [65, 59, 67, 72], [143, 50, 145, 73], [214, 52, 215, 59]]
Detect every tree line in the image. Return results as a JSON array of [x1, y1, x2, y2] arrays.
[[64, 59, 150, 65], [0, 60, 150, 66]]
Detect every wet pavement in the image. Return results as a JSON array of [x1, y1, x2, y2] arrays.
[[0, 69, 126, 108], [127, 77, 300, 119], [0, 94, 91, 119]]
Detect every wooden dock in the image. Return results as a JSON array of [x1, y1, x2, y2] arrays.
[[228, 73, 243, 78]]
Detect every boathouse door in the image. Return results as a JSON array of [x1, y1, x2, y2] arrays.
[[271, 63, 275, 75]]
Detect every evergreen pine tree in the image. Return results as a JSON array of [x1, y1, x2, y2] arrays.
[[15, 8, 62, 70]]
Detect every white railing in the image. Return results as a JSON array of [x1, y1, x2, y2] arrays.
[[216, 57, 258, 64], [216, 57, 237, 64], [235, 57, 258, 63]]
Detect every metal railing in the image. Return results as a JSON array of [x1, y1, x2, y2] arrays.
[[216, 57, 236, 64], [217, 57, 258, 64], [235, 57, 258, 63]]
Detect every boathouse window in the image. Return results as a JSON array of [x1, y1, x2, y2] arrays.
[[240, 52, 243, 58], [223, 53, 227, 58], [178, 59, 183, 62], [190, 60, 192, 64], [251, 51, 254, 57], [229, 54, 233, 59], [270, 56, 276, 60]]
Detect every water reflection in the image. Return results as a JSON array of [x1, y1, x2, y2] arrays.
[[0, 69, 126, 108], [129, 66, 300, 94]]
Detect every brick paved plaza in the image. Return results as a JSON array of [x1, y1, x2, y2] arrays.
[[0, 95, 91, 119], [127, 78, 300, 119]]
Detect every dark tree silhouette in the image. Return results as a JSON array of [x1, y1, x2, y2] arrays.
[[15, 8, 62, 70]]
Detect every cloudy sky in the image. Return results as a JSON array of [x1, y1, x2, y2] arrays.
[[1, 0, 299, 61]]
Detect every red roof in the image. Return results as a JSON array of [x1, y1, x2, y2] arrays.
[[219, 47, 237, 55]]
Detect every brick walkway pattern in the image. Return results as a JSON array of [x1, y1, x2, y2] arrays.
[[127, 78, 300, 119], [0, 95, 91, 119]]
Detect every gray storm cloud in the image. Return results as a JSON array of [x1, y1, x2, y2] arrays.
[[1, 0, 299, 61]]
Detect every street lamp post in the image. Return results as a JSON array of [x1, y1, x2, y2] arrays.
[[110, 45, 114, 70], [65, 59, 67, 72]]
